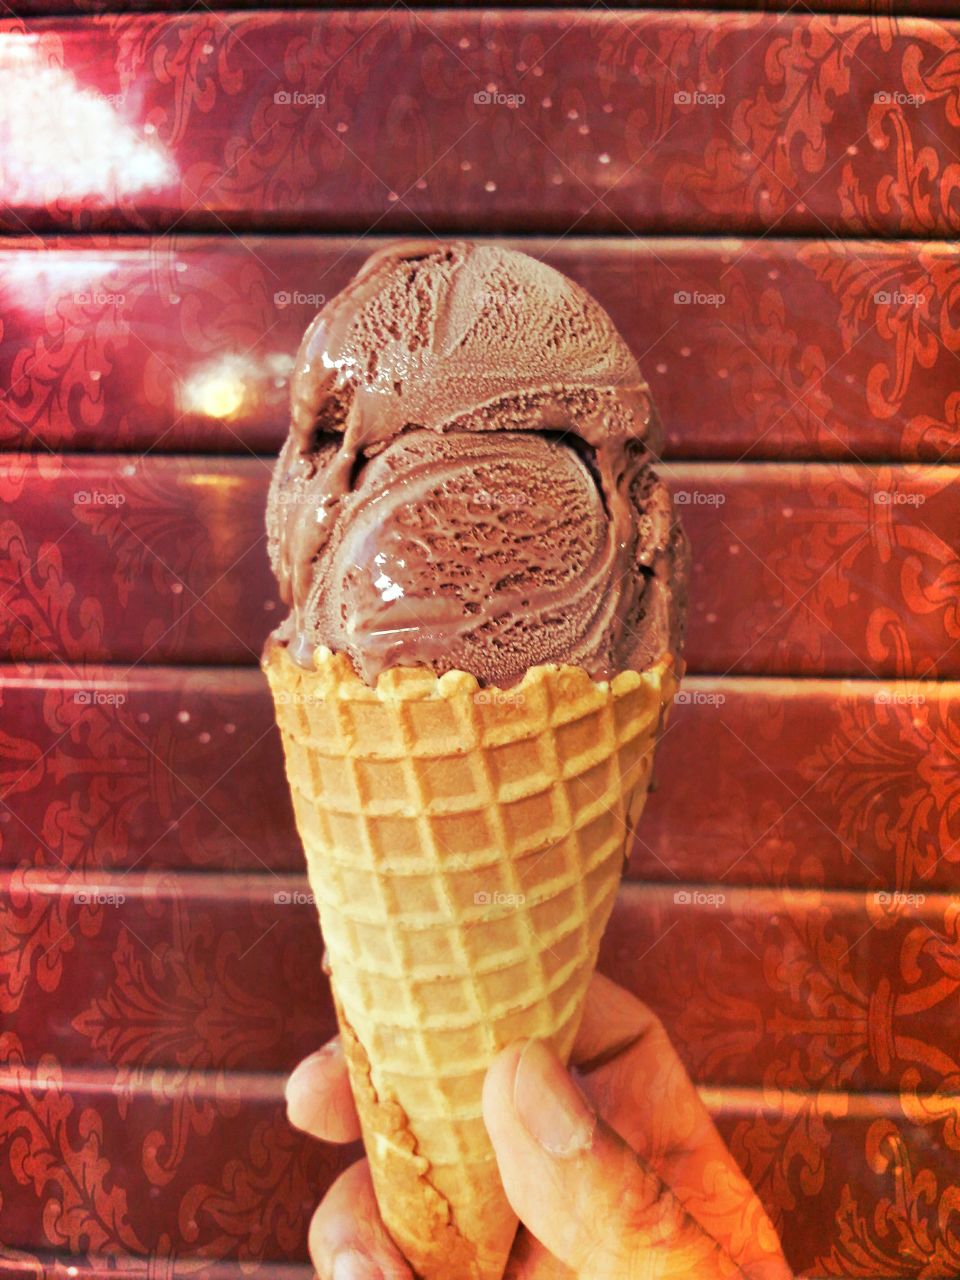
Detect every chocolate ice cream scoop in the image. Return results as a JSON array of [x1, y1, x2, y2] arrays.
[[267, 240, 686, 686]]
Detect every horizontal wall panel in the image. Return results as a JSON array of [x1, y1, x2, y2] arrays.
[[0, 871, 332, 1074], [0, 1062, 349, 1265], [0, 455, 273, 667], [708, 1091, 960, 1279], [600, 883, 960, 1098], [0, 1259, 313, 1279], [668, 461, 960, 679], [3, 667, 959, 896], [2, 457, 957, 677], [4, 876, 959, 1100], [0, 1269, 870, 1280], [0, 665, 300, 873], [0, 1056, 955, 1276], [4, 236, 959, 463], [6, 0, 956, 12], [638, 676, 960, 892], [1, 12, 959, 235]]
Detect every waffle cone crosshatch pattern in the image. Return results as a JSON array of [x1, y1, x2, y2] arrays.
[[2, 3, 960, 1278], [263, 642, 677, 1277]]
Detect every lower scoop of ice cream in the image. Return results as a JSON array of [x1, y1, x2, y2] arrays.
[[270, 428, 684, 688]]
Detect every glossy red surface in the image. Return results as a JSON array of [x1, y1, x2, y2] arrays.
[[1, 885, 960, 1274], [0, 1262, 313, 1279], [0, 1060, 348, 1264], [3, 457, 959, 677], [638, 676, 960, 891], [0, 666, 299, 873], [6, 0, 955, 10], [1, 13, 959, 236], [0, 871, 332, 1073], [3, 237, 959, 463], [6, 670, 960, 893], [3, 875, 957, 1100], [3, 4, 960, 1276]]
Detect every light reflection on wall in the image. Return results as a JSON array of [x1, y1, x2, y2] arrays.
[[183, 353, 294, 422], [184, 358, 248, 420], [0, 36, 174, 205], [0, 254, 118, 312]]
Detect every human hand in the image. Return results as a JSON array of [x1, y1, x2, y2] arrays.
[[286, 971, 793, 1279]]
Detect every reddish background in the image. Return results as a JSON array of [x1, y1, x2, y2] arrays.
[[2, 4, 960, 1278]]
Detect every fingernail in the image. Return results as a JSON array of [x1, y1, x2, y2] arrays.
[[512, 1038, 596, 1157], [315, 1036, 344, 1064], [287, 1039, 342, 1094], [332, 1247, 383, 1280]]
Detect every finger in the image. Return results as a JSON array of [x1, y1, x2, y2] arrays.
[[570, 970, 660, 1066], [504, 1228, 574, 1280], [309, 1158, 414, 1280], [570, 975, 791, 1279], [483, 1038, 743, 1279], [286, 1036, 361, 1143]]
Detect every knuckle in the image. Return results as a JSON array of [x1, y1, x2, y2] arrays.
[[617, 1162, 681, 1242]]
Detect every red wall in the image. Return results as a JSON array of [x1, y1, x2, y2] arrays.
[[2, 5, 960, 1277]]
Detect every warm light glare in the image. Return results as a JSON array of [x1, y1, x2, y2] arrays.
[[184, 359, 248, 420], [0, 255, 116, 311], [0, 36, 174, 204]]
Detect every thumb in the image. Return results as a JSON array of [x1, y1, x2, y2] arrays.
[[482, 1039, 744, 1280]]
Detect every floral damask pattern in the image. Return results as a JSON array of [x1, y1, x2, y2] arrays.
[[669, 462, 960, 678], [0, 457, 272, 665], [606, 892, 960, 1274], [0, 1032, 344, 1266], [3, 458, 959, 677], [7, 237, 960, 463], [9, 667, 960, 897], [0, 236, 296, 453], [798, 241, 960, 434], [0, 669, 298, 878], [3, 5, 960, 1276], [638, 677, 960, 893], [5, 0, 958, 14], [0, 13, 959, 235], [3, 883, 960, 1271]]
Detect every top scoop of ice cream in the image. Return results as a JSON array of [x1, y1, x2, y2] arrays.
[[267, 240, 686, 687]]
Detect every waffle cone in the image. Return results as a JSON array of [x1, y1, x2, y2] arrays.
[[263, 637, 678, 1279]]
